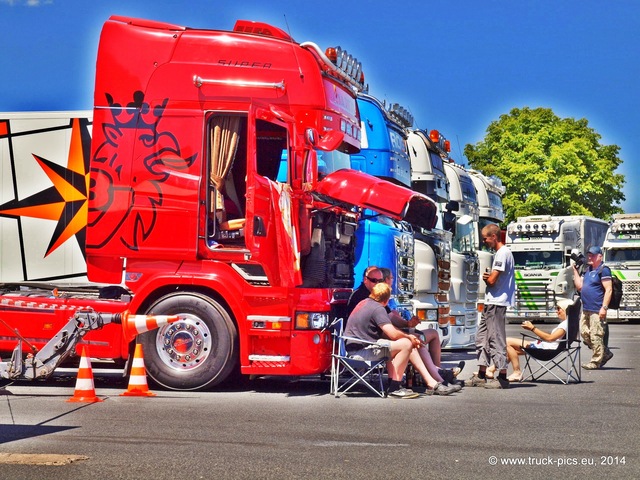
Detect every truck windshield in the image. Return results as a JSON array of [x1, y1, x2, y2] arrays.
[[512, 251, 564, 269], [452, 216, 476, 254], [605, 248, 640, 264], [317, 149, 351, 178]]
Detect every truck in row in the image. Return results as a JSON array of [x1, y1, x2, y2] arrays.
[[602, 213, 640, 322], [1, 16, 440, 390], [2, 15, 519, 393], [505, 215, 609, 323]]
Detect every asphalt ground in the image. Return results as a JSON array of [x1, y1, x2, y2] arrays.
[[0, 323, 638, 480]]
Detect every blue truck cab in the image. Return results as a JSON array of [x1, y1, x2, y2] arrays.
[[350, 94, 414, 312]]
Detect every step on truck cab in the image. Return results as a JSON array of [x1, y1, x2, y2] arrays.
[[407, 129, 453, 347], [350, 94, 415, 318], [443, 159, 480, 348], [506, 215, 608, 323], [1, 16, 438, 390], [602, 213, 640, 322]]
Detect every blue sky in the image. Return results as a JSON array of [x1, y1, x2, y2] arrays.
[[2, 0, 639, 213]]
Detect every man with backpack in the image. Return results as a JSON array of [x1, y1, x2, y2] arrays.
[[572, 246, 615, 369]]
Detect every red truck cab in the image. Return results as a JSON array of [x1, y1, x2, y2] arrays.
[[13, 16, 437, 390]]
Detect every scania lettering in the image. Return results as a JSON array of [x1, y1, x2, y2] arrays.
[[0, 16, 437, 390]]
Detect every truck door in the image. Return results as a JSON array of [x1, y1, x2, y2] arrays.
[[245, 107, 299, 287], [200, 109, 299, 287]]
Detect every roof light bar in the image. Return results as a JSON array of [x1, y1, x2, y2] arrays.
[[508, 220, 560, 235], [301, 42, 365, 91], [387, 103, 414, 129]]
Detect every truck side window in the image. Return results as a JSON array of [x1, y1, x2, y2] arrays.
[[256, 119, 288, 182], [207, 114, 248, 245]]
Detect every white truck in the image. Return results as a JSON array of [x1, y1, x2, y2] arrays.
[[506, 215, 608, 322], [442, 160, 480, 348], [469, 170, 506, 318], [602, 213, 640, 322], [407, 129, 453, 347], [1, 111, 93, 284]]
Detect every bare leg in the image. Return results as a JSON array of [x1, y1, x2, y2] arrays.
[[416, 346, 444, 381], [409, 349, 442, 389], [387, 338, 413, 381], [506, 337, 529, 379], [419, 329, 441, 366]]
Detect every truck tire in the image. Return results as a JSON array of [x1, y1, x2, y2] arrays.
[[139, 293, 238, 391]]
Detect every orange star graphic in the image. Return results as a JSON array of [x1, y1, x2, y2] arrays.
[[0, 118, 91, 258]]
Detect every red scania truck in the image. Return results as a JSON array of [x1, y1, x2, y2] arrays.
[[0, 16, 437, 390]]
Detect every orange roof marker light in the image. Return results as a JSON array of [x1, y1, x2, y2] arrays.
[[429, 129, 451, 155], [298, 43, 365, 92]]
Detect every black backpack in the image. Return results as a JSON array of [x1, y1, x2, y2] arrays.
[[609, 275, 624, 310], [598, 264, 623, 310]]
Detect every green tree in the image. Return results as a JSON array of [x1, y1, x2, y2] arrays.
[[464, 107, 624, 224]]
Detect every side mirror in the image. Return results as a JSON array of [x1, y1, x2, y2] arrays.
[[444, 211, 457, 234], [445, 200, 460, 212], [305, 128, 318, 147], [317, 130, 344, 152]]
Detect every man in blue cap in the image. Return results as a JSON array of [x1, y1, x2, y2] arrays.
[[572, 245, 614, 369]]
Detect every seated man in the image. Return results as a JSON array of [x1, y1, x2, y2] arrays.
[[486, 297, 572, 382], [343, 282, 458, 398]]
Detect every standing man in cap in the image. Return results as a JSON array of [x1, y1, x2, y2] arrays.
[[572, 246, 614, 369]]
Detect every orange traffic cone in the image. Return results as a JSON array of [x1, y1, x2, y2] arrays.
[[120, 344, 156, 397], [67, 347, 103, 403], [120, 311, 180, 343]]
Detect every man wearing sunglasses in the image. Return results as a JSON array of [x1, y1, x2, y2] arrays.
[[345, 266, 385, 323]]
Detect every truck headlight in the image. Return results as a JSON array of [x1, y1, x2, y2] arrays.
[[416, 308, 438, 322], [295, 312, 330, 330]]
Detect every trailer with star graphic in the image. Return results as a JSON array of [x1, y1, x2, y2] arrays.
[[0, 111, 93, 284]]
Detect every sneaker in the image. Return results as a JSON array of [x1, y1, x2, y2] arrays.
[[427, 382, 457, 396], [582, 362, 600, 370], [464, 374, 486, 387], [438, 368, 456, 385], [387, 387, 421, 399], [445, 383, 463, 393], [484, 377, 510, 389], [600, 350, 614, 367], [453, 361, 465, 378]]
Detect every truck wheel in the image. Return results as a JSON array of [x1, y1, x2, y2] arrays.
[[139, 293, 238, 391]]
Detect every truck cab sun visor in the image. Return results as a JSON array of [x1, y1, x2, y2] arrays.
[[314, 169, 438, 230]]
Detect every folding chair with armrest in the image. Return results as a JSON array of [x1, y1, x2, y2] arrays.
[[520, 298, 582, 384], [330, 318, 389, 398]]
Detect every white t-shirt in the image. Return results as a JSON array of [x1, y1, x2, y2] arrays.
[[530, 319, 568, 350], [485, 245, 516, 307]]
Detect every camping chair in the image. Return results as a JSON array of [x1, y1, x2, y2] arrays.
[[520, 298, 582, 384], [330, 318, 389, 398]]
